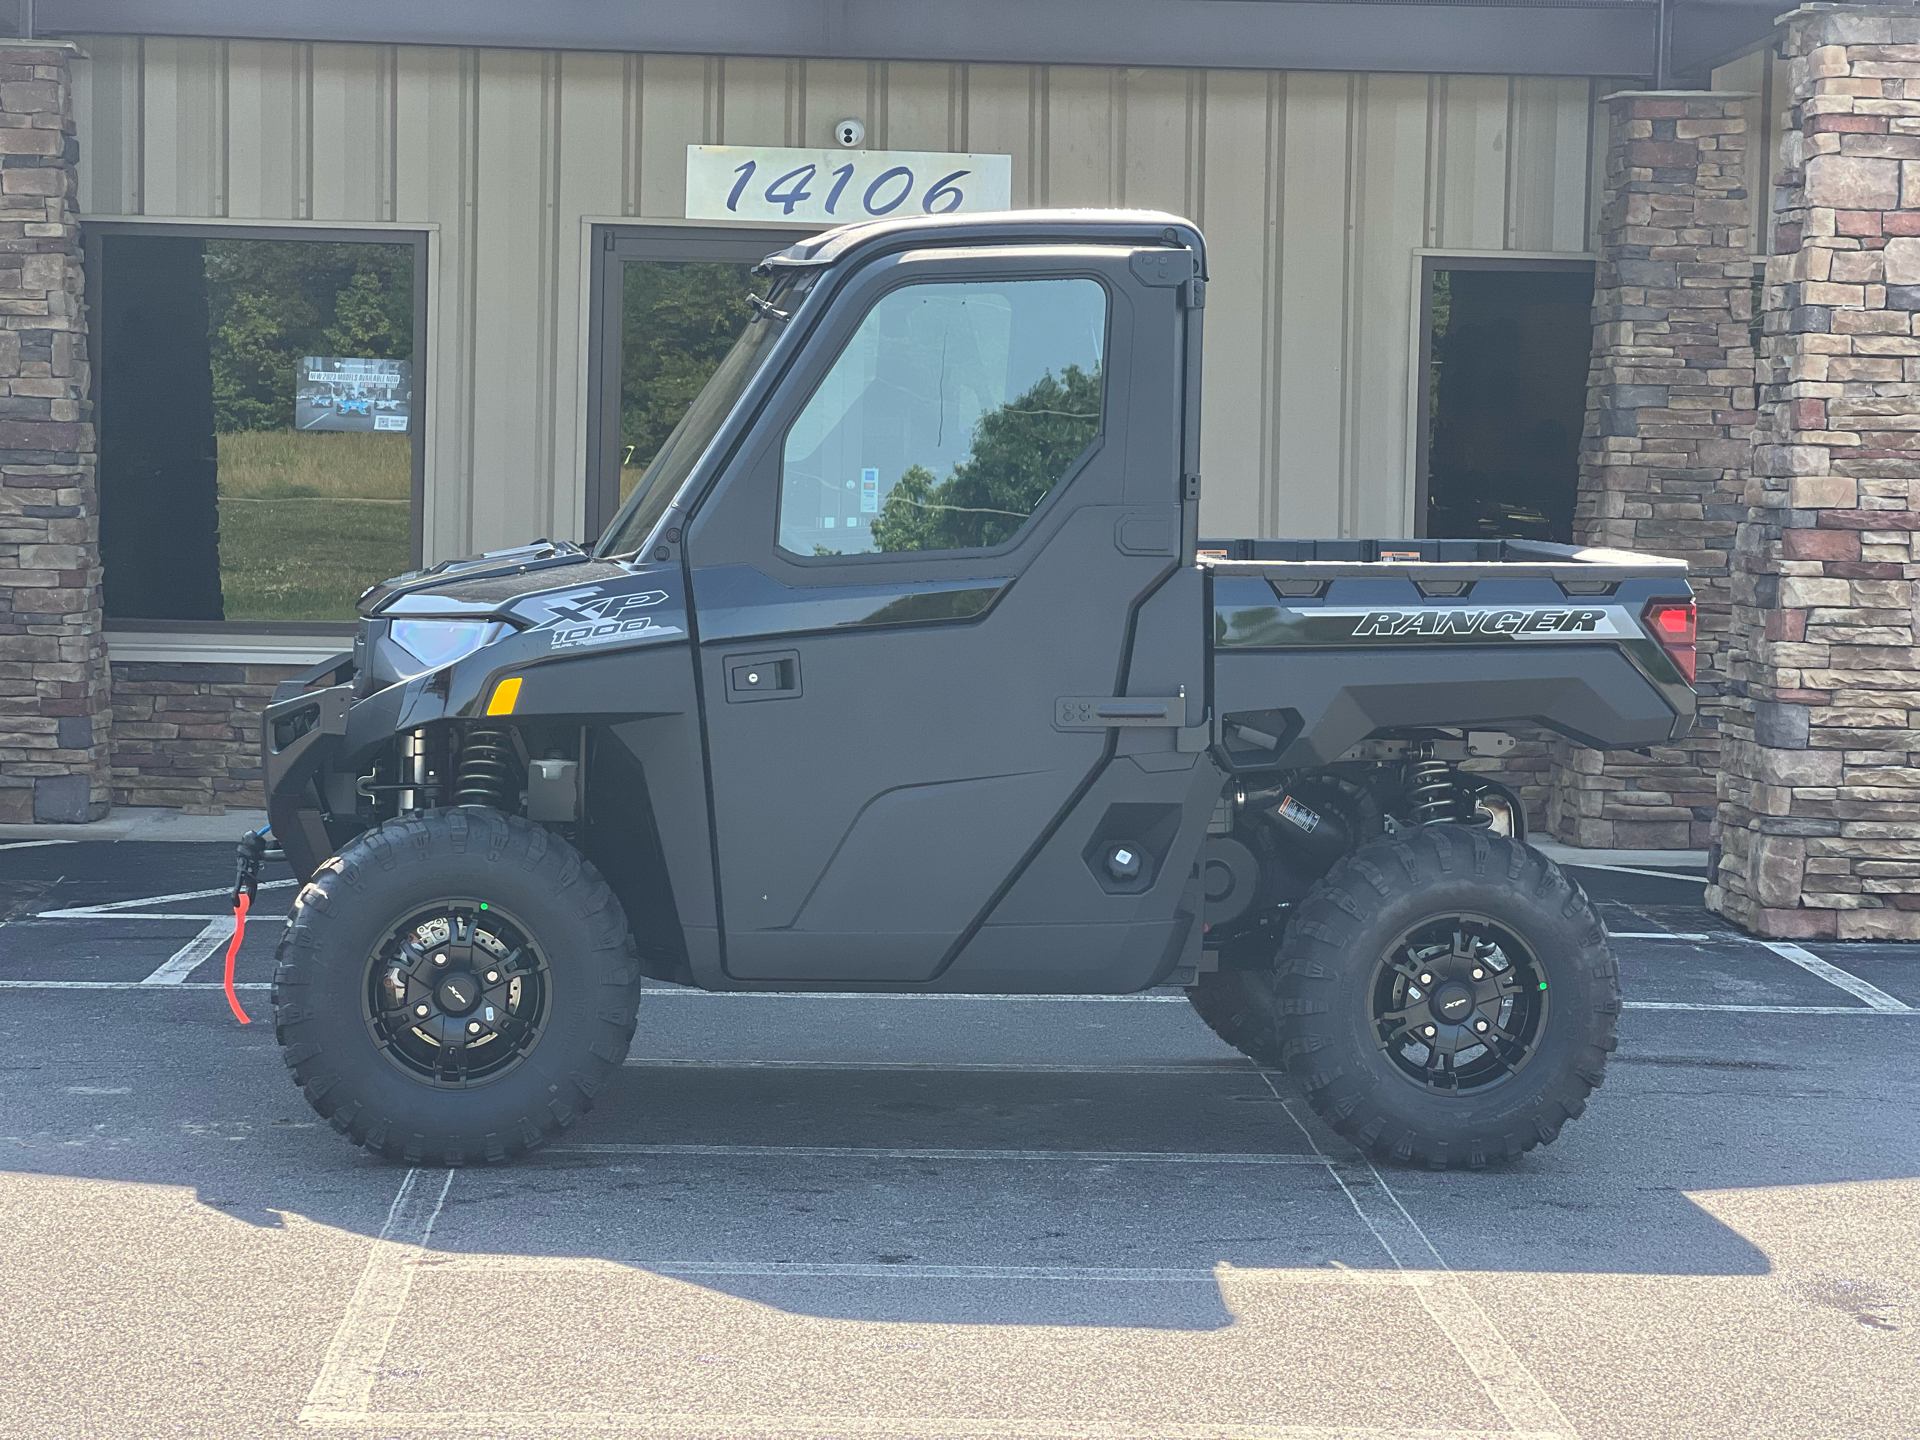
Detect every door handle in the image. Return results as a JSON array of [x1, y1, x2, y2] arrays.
[[724, 648, 802, 703], [1055, 691, 1210, 750]]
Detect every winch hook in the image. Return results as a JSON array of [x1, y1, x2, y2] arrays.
[[223, 827, 270, 1024]]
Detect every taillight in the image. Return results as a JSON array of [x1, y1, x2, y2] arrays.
[[1642, 598, 1696, 684]]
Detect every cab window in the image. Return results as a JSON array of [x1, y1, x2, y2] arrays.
[[777, 277, 1107, 557]]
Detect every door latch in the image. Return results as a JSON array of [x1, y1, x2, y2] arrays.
[[723, 649, 801, 703]]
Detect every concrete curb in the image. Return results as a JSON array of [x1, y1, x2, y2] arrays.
[[0, 807, 268, 844]]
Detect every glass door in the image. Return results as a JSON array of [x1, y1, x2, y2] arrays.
[[585, 226, 810, 542]]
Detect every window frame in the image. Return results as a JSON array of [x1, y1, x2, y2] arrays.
[[768, 265, 1115, 569], [84, 218, 430, 637], [584, 222, 816, 545], [1411, 250, 1596, 540]]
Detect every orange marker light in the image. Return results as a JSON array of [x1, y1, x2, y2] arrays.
[[486, 677, 522, 716]]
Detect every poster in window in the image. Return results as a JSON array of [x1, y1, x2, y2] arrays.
[[297, 356, 412, 433]]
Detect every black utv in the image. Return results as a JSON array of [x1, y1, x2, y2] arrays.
[[260, 209, 1698, 1168]]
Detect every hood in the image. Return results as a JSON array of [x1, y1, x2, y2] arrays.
[[361, 541, 632, 618]]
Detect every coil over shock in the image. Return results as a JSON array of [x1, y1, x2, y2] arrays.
[[455, 726, 520, 811], [1405, 749, 1462, 825]]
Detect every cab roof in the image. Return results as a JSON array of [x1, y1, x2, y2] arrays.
[[758, 208, 1207, 277]]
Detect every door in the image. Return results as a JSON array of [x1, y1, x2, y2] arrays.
[[686, 246, 1187, 981]]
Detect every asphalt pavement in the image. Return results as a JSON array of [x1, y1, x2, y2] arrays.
[[0, 839, 1913, 1440]]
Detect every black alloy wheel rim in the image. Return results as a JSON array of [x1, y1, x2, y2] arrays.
[[1368, 913, 1548, 1094], [364, 900, 550, 1088]]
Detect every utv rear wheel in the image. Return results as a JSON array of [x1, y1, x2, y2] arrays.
[[1187, 969, 1287, 1068], [1274, 825, 1617, 1168], [271, 809, 642, 1165]]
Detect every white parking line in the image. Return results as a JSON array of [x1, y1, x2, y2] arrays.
[[1608, 932, 1723, 940], [428, 1255, 1437, 1285], [639, 988, 1193, 1001], [36, 877, 294, 918], [0, 979, 272, 990], [1564, 862, 1706, 882], [1760, 940, 1912, 1013], [624, 1057, 1261, 1075], [139, 917, 232, 985], [0, 978, 1912, 1015], [301, 1167, 455, 1425], [547, 1142, 1324, 1165], [1625, 1000, 1900, 1015], [0, 838, 76, 851], [1270, 1077, 1577, 1440], [17, 912, 252, 922], [336, 1412, 1565, 1438]]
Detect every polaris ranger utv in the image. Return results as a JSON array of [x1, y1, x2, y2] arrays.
[[260, 209, 1697, 1169]]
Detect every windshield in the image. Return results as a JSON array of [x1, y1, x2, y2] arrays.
[[596, 271, 813, 557]]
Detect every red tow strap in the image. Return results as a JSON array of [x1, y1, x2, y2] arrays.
[[224, 892, 253, 1024]]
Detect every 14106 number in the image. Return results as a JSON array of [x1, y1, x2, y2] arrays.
[[727, 160, 972, 218]]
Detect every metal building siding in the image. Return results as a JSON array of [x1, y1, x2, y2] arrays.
[[71, 39, 1602, 559]]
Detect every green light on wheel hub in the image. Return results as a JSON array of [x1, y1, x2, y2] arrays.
[[1538, 981, 1547, 990], [479, 903, 489, 911]]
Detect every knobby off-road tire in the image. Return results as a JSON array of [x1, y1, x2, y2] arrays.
[[272, 809, 642, 1165], [1274, 825, 1619, 1168], [1186, 968, 1288, 1069]]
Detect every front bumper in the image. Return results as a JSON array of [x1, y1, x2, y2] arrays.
[[262, 683, 352, 881]]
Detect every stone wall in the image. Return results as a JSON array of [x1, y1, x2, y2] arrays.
[[109, 661, 302, 813], [1709, 3, 1920, 939], [1551, 90, 1757, 850], [0, 43, 107, 825]]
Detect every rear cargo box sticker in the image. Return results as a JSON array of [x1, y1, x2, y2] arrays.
[[546, 590, 680, 650], [1344, 607, 1620, 639]]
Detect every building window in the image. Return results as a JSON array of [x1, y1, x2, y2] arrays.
[[586, 225, 809, 541], [1420, 259, 1594, 545], [90, 226, 425, 627]]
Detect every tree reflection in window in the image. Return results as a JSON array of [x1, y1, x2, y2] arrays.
[[871, 365, 1100, 553], [778, 277, 1107, 558]]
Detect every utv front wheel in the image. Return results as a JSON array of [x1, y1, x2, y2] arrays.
[[1275, 825, 1617, 1168], [271, 809, 642, 1164]]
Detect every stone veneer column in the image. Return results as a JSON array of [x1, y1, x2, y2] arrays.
[[1709, 4, 1920, 939], [0, 42, 107, 824], [1548, 91, 1756, 850]]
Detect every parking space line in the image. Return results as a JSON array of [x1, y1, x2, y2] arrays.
[[0, 838, 76, 851], [1607, 932, 1723, 940], [547, 1142, 1323, 1165], [139, 917, 232, 985], [1563, 862, 1705, 882], [638, 989, 1194, 1001], [1759, 941, 1912, 1013], [338, 1413, 1566, 1438], [21, 912, 250, 922], [623, 1057, 1262, 1075], [0, 979, 1915, 1017], [37, 877, 295, 919], [1268, 1077, 1577, 1440], [301, 1167, 455, 1426], [427, 1256, 1435, 1285], [0, 980, 272, 990]]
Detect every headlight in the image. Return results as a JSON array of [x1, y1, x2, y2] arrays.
[[388, 619, 506, 675]]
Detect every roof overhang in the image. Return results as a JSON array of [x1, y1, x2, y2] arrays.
[[27, 0, 1783, 83]]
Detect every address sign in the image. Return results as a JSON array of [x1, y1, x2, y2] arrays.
[[686, 145, 1013, 225]]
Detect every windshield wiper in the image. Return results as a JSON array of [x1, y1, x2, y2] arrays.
[[747, 292, 790, 324]]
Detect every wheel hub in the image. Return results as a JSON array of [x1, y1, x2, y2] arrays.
[[434, 972, 482, 1015], [1429, 981, 1476, 1025], [1369, 915, 1548, 1095], [364, 903, 549, 1088]]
